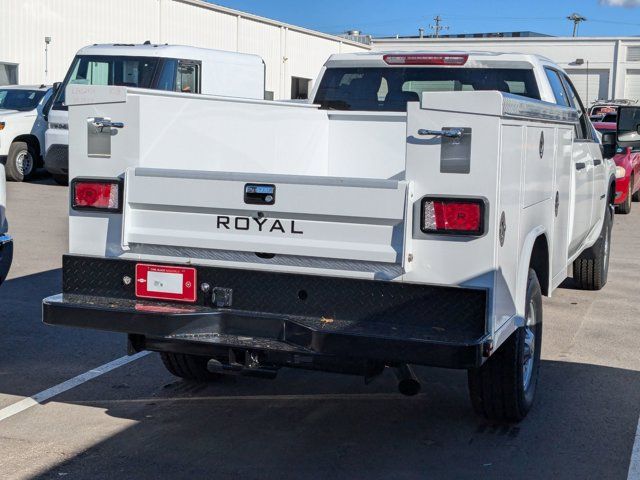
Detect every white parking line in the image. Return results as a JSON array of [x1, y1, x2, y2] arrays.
[[629, 415, 640, 480], [0, 351, 150, 422]]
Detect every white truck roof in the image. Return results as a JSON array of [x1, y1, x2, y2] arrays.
[[324, 50, 555, 69], [0, 84, 50, 91], [76, 43, 264, 67]]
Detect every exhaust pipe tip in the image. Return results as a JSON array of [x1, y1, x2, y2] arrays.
[[393, 364, 421, 396]]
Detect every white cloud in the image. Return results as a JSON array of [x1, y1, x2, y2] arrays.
[[599, 0, 640, 7]]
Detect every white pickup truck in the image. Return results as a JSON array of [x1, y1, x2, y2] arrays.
[[43, 51, 616, 422], [0, 85, 54, 181]]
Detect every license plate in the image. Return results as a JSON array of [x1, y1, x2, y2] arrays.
[[135, 264, 197, 303]]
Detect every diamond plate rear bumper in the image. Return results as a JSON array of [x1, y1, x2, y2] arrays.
[[43, 255, 491, 368]]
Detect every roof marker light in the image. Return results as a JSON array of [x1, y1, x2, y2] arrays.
[[383, 54, 469, 66]]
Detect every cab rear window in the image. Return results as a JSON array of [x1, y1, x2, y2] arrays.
[[314, 67, 540, 112]]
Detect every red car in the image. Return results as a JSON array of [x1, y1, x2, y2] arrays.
[[594, 121, 640, 214]]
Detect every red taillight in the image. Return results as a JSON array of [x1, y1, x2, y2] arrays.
[[421, 198, 484, 235], [383, 54, 468, 66], [72, 179, 121, 211]]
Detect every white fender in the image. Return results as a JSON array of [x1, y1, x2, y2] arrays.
[[515, 226, 549, 317]]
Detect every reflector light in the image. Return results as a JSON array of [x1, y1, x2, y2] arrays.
[[72, 179, 121, 211], [422, 198, 484, 235], [383, 54, 468, 66]]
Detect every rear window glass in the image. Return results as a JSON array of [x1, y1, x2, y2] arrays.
[[314, 67, 541, 112]]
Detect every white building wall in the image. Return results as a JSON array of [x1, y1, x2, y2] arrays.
[[372, 37, 640, 105], [0, 0, 369, 98]]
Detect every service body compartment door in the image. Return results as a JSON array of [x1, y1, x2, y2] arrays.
[[569, 141, 594, 255], [552, 128, 574, 283], [123, 168, 408, 266]]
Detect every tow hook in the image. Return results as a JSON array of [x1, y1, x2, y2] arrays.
[[393, 364, 421, 396]]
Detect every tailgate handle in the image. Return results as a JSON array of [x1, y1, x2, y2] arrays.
[[92, 119, 125, 132], [87, 117, 124, 158], [418, 128, 463, 139]]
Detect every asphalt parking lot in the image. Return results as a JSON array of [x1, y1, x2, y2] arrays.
[[0, 178, 639, 480]]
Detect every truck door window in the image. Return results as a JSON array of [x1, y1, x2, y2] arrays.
[[155, 59, 177, 91], [544, 68, 570, 107], [561, 74, 590, 140], [176, 61, 200, 94]]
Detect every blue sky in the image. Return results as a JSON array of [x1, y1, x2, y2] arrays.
[[210, 0, 640, 37]]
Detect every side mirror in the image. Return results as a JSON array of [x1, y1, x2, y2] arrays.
[[43, 83, 61, 122], [617, 106, 640, 149], [601, 131, 617, 159]]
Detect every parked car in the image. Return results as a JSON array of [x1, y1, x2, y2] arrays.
[[0, 85, 54, 182], [44, 51, 616, 423], [594, 120, 640, 214], [0, 158, 12, 284], [45, 42, 266, 185], [589, 99, 637, 123]]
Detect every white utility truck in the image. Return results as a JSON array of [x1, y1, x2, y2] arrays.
[[0, 85, 54, 181], [44, 43, 265, 184], [44, 52, 616, 422]]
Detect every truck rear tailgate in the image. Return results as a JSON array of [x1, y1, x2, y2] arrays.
[[124, 168, 408, 264]]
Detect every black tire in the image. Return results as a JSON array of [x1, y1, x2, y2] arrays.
[[160, 352, 222, 381], [617, 177, 632, 214], [573, 205, 613, 291], [51, 173, 69, 186], [467, 269, 543, 423], [633, 177, 640, 202], [5, 141, 37, 182]]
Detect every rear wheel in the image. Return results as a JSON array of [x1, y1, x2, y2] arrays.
[[5, 141, 36, 182], [617, 177, 632, 214], [467, 269, 543, 423], [573, 204, 612, 291], [160, 352, 222, 381]]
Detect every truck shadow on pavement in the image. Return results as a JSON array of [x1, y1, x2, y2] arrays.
[[0, 269, 124, 400], [31, 357, 640, 480]]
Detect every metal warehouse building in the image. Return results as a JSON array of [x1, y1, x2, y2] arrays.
[[372, 36, 640, 106], [0, 0, 369, 99]]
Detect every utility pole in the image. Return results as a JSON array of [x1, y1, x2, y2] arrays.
[[567, 13, 586, 37], [429, 15, 449, 38]]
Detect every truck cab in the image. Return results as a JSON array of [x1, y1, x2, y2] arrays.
[[43, 51, 615, 423], [44, 43, 265, 184]]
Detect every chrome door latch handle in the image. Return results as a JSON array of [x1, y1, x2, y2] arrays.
[[91, 119, 125, 132], [418, 128, 464, 139]]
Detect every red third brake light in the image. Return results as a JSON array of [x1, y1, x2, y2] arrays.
[[383, 54, 468, 66], [421, 198, 484, 235], [72, 179, 121, 211]]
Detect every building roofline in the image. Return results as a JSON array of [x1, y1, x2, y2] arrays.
[[175, 0, 370, 49], [372, 36, 640, 43]]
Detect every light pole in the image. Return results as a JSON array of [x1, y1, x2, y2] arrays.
[[44, 36, 52, 84], [567, 13, 586, 37]]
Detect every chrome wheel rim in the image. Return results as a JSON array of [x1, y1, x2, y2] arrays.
[[16, 150, 33, 176], [522, 301, 536, 391]]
